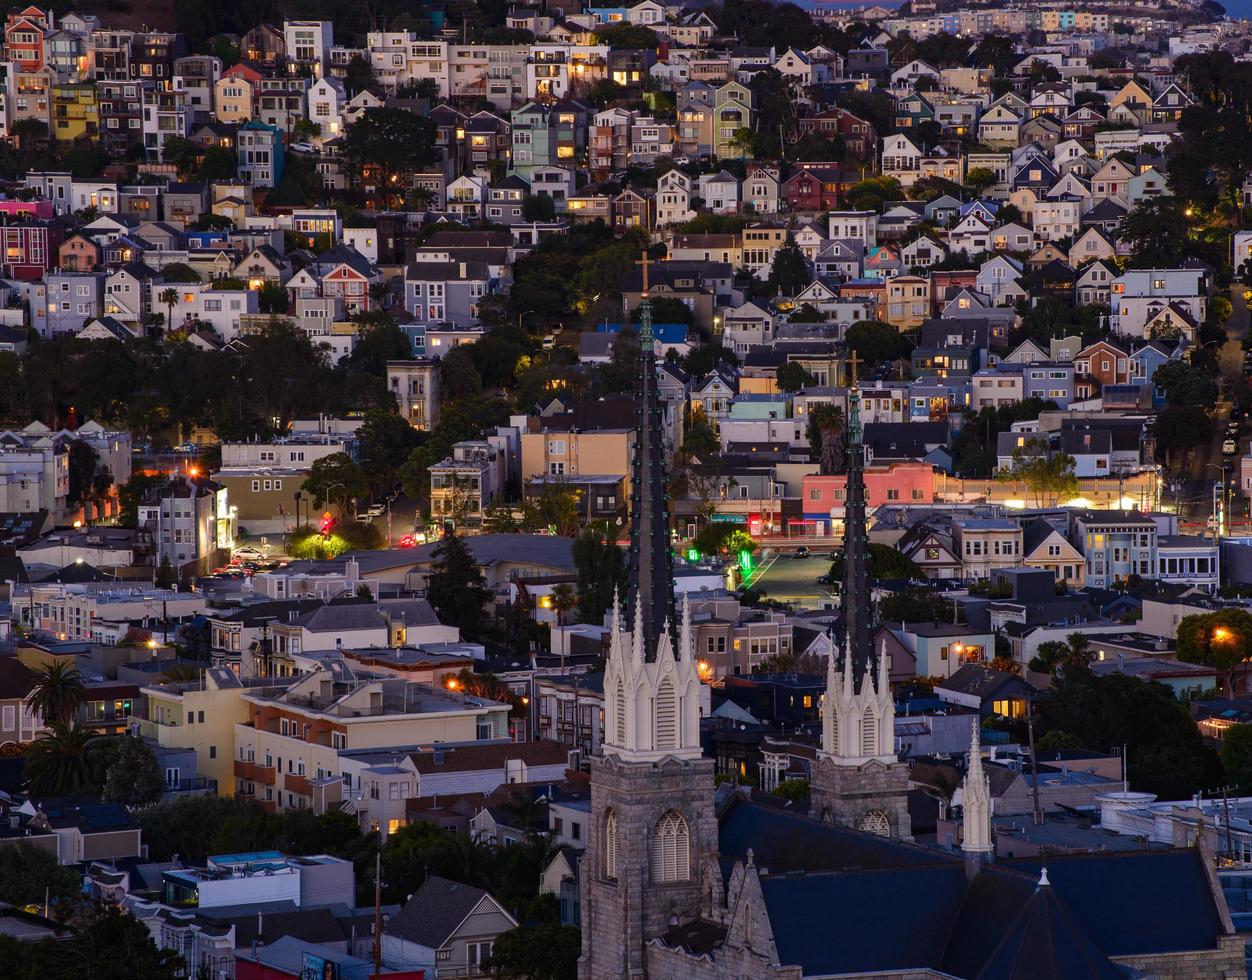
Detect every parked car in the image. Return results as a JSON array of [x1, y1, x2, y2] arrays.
[[288, 141, 317, 154], [794, 546, 810, 559], [1223, 437, 1239, 455]]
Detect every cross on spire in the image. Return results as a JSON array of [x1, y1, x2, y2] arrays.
[[635, 251, 654, 347], [847, 350, 862, 388], [636, 250, 652, 297]]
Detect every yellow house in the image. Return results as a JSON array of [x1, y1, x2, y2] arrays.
[[136, 668, 258, 797], [52, 82, 98, 142], [213, 76, 253, 123], [1109, 79, 1152, 114], [884, 275, 930, 331], [519, 426, 634, 498]]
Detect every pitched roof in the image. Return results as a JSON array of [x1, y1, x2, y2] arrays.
[[384, 875, 497, 948], [0, 656, 36, 699]]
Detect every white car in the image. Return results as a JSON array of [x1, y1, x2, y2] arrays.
[[287, 141, 317, 154], [1223, 437, 1239, 455]]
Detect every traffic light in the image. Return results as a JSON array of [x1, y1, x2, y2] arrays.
[[320, 512, 334, 538]]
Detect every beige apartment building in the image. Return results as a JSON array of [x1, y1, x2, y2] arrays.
[[136, 667, 276, 797], [233, 665, 512, 813], [519, 428, 633, 496]]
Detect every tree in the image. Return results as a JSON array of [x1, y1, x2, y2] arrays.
[[101, 735, 164, 807], [154, 554, 175, 589], [159, 262, 201, 283], [356, 408, 422, 477], [550, 582, 577, 634], [877, 588, 956, 623], [1028, 632, 1093, 677], [257, 281, 288, 314], [806, 403, 846, 476], [0, 842, 81, 907], [1153, 405, 1215, 469], [964, 166, 997, 196], [301, 453, 369, 515], [1224, 724, 1252, 791], [1154, 360, 1218, 410], [29, 662, 86, 726], [486, 923, 581, 980], [1177, 609, 1252, 695], [995, 437, 1079, 508], [767, 233, 809, 296], [158, 288, 180, 333], [196, 145, 236, 181], [573, 529, 627, 623], [593, 22, 660, 49], [47, 901, 184, 980], [844, 319, 911, 368], [426, 531, 492, 636], [1038, 670, 1217, 800], [523, 482, 581, 537], [24, 722, 98, 797], [776, 361, 815, 392], [771, 778, 811, 803], [161, 136, 200, 173], [441, 345, 483, 399], [343, 107, 438, 181]]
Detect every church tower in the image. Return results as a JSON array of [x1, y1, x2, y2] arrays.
[[580, 256, 717, 980], [809, 365, 912, 839]]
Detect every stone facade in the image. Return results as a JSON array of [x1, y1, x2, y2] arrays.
[[809, 754, 913, 840], [580, 752, 719, 979], [1111, 934, 1246, 980]]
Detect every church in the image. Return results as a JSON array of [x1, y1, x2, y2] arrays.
[[577, 266, 1243, 979]]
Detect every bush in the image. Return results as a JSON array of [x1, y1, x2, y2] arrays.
[[289, 520, 383, 558]]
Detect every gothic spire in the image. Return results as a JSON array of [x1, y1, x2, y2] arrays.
[[842, 352, 871, 678], [626, 251, 677, 661]]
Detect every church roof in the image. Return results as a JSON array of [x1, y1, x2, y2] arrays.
[[715, 798, 1229, 977]]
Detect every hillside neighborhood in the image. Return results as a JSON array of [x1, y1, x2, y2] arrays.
[[4, 0, 1252, 977]]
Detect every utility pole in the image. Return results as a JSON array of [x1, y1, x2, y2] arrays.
[[1223, 785, 1235, 859], [1026, 698, 1043, 827], [373, 846, 383, 979]]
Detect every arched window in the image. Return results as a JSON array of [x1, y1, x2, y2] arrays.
[[604, 809, 619, 880], [829, 701, 839, 756], [650, 810, 690, 883], [613, 679, 626, 746], [859, 809, 891, 837], [861, 709, 877, 756], [655, 678, 677, 750]]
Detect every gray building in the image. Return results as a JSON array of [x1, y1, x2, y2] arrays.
[[39, 272, 105, 336]]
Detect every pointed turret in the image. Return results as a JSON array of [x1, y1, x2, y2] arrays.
[[626, 250, 678, 662], [962, 719, 993, 877]]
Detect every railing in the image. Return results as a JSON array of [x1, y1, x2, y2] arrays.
[[234, 759, 276, 785], [165, 777, 217, 796]]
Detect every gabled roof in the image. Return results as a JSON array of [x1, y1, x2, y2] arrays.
[[384, 875, 506, 949]]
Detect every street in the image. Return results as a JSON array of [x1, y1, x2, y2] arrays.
[[750, 553, 835, 608], [1177, 286, 1248, 524]]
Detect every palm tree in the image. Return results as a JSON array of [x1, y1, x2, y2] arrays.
[[158, 287, 180, 336], [550, 583, 577, 667], [23, 722, 98, 797], [29, 662, 86, 727]]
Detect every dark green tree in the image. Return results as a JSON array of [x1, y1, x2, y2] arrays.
[[486, 923, 581, 980], [426, 531, 492, 636], [343, 107, 438, 180], [154, 554, 176, 589], [767, 233, 809, 296], [1224, 724, 1252, 791], [101, 736, 165, 807], [28, 662, 86, 726], [0, 843, 81, 906], [573, 529, 628, 623], [23, 723, 98, 797], [776, 361, 815, 392], [845, 319, 911, 368]]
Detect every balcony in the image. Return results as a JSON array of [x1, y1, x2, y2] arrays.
[[284, 772, 314, 797], [234, 759, 276, 785], [164, 776, 217, 798]]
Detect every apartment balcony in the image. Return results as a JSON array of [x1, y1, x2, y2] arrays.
[[234, 759, 276, 785], [164, 776, 217, 798], [284, 772, 314, 797]]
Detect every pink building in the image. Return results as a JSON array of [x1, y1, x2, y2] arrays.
[[0, 199, 53, 220], [798, 462, 935, 535]]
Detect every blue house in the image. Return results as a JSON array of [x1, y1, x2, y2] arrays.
[[1129, 339, 1179, 407]]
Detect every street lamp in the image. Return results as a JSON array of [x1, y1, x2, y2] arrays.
[[518, 309, 534, 332]]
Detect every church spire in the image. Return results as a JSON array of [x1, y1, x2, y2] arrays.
[[962, 719, 993, 876], [842, 351, 871, 677], [626, 250, 677, 661]]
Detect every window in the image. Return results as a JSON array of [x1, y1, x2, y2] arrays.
[[655, 679, 677, 750], [604, 809, 619, 879], [651, 810, 689, 883]]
